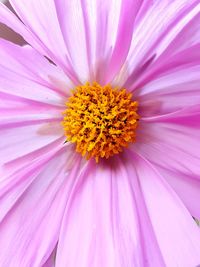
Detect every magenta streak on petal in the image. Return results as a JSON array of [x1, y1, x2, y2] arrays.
[[80, 0, 94, 80], [53, 0, 90, 83], [94, 1, 111, 84], [134, 0, 153, 26], [104, 0, 142, 84]]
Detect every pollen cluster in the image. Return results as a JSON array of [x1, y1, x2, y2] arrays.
[[62, 82, 139, 162]]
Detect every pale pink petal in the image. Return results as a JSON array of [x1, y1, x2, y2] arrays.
[[56, 159, 165, 267], [134, 122, 200, 178], [137, 65, 200, 117], [55, 0, 131, 83], [0, 142, 64, 221], [154, 166, 200, 221], [0, 148, 82, 267], [0, 2, 45, 49], [115, 0, 199, 88], [103, 0, 143, 84], [134, 11, 200, 89], [124, 152, 200, 267], [54, 0, 149, 84], [54, 0, 96, 82], [133, 107, 200, 218], [0, 37, 69, 177], [56, 153, 200, 267], [0, 39, 72, 104], [0, 123, 65, 178], [0, 1, 79, 83]]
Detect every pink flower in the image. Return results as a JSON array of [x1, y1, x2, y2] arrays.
[[0, 0, 200, 266]]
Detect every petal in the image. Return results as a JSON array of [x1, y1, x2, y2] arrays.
[[134, 11, 200, 89], [117, 0, 200, 89], [137, 65, 200, 117], [0, 39, 70, 175], [56, 158, 164, 267], [134, 107, 200, 218], [154, 166, 200, 221], [54, 0, 94, 82], [124, 152, 200, 267], [56, 153, 200, 267], [103, 0, 143, 84], [0, 122, 64, 171], [0, 2, 44, 49], [0, 1, 79, 83], [0, 148, 82, 267], [0, 96, 64, 175], [54, 0, 142, 83], [0, 39, 72, 104]]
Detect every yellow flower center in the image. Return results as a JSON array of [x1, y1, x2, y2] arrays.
[[62, 82, 139, 162]]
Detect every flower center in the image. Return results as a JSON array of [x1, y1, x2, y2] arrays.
[[62, 82, 139, 162]]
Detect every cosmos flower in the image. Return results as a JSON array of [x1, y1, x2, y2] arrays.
[[0, 0, 200, 266]]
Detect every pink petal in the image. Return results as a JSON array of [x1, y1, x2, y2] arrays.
[[137, 65, 200, 117], [56, 159, 164, 267], [0, 124, 64, 173], [54, 0, 94, 82], [134, 12, 200, 90], [0, 38, 69, 177], [0, 39, 72, 104], [55, 0, 143, 83], [0, 142, 63, 222], [118, 0, 199, 89], [0, 1, 79, 83], [0, 2, 45, 50], [134, 106, 200, 218], [124, 152, 200, 267], [56, 153, 200, 267], [104, 0, 143, 84], [154, 166, 200, 221], [0, 148, 82, 266]]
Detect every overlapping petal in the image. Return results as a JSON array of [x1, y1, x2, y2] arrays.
[[0, 148, 81, 267], [134, 106, 200, 219], [137, 65, 200, 117], [55, 153, 200, 267], [125, 152, 200, 267], [56, 159, 164, 267], [0, 39, 69, 176], [114, 0, 200, 88]]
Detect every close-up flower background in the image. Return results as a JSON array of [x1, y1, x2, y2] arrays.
[[0, 0, 200, 266]]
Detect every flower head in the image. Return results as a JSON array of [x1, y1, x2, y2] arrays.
[[62, 82, 139, 161], [0, 0, 200, 266]]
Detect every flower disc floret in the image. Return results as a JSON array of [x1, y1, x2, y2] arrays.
[[62, 82, 139, 162]]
